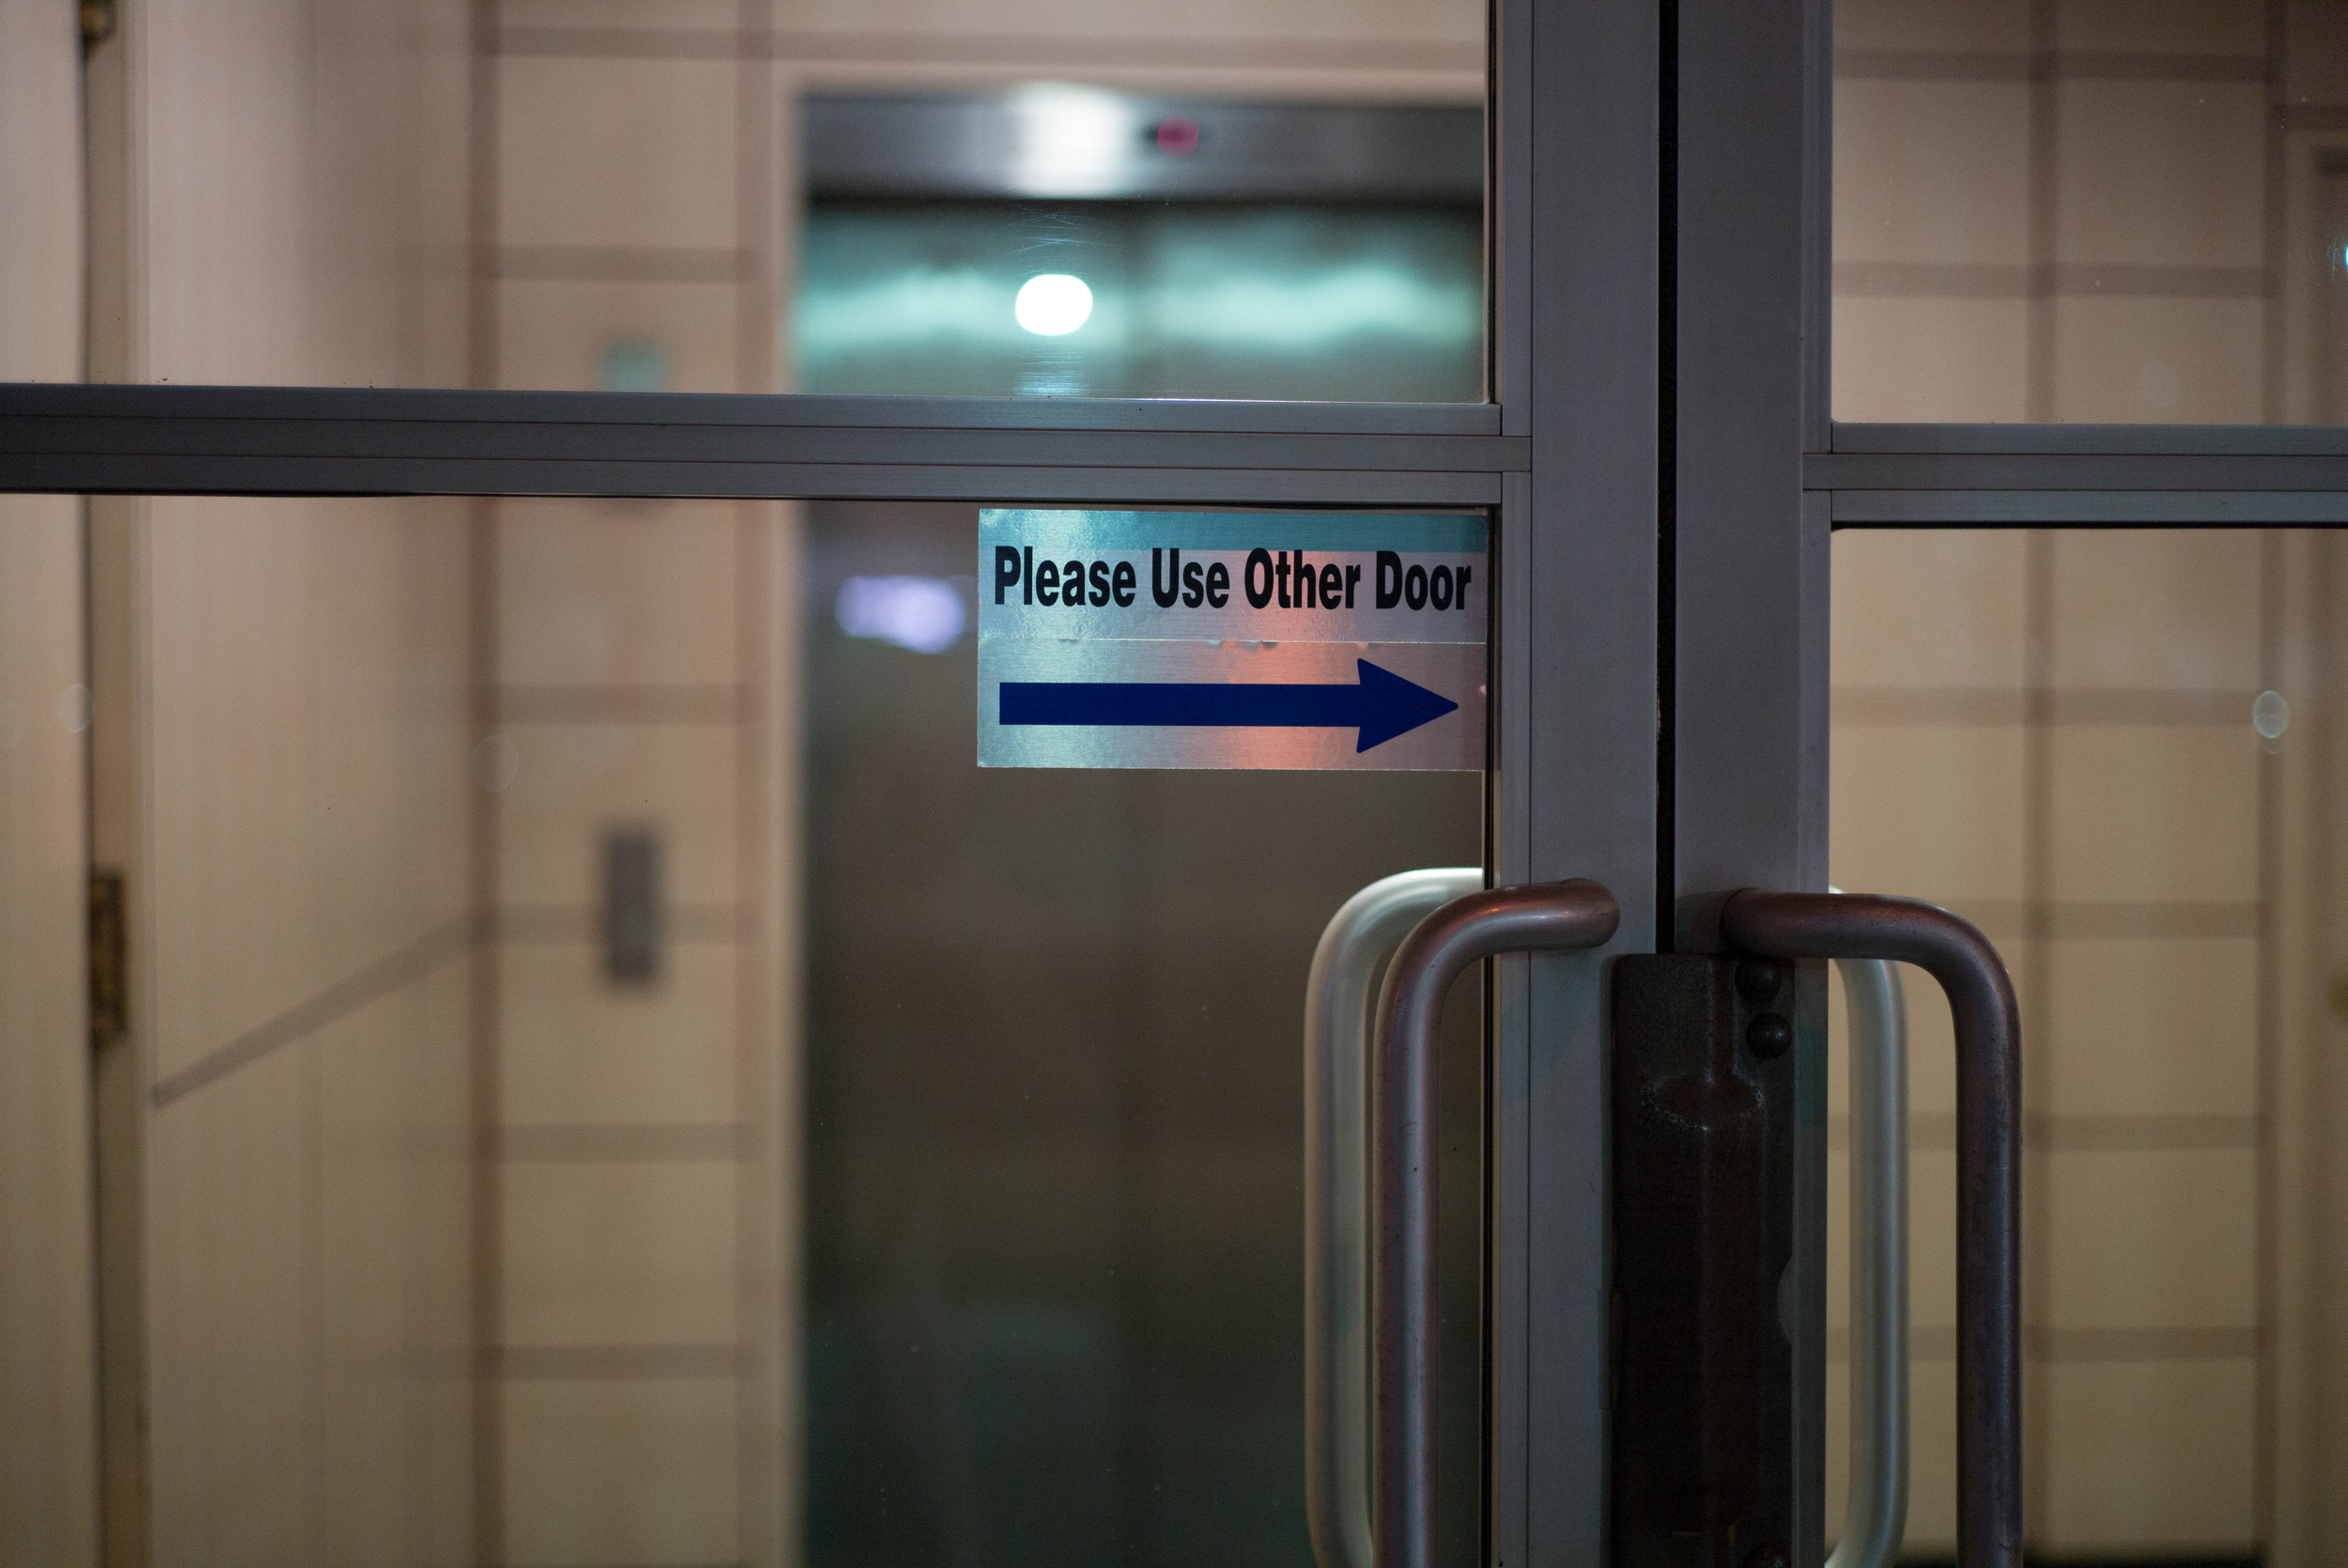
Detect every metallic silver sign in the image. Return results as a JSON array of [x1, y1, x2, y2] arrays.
[[979, 510, 1487, 771]]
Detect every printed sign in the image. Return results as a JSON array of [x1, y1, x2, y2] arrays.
[[978, 509, 1486, 770]]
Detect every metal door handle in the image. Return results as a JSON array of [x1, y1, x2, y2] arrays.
[[1722, 891, 2020, 1568], [1371, 879, 1621, 1568], [1305, 868, 1483, 1568], [1830, 945, 1908, 1568]]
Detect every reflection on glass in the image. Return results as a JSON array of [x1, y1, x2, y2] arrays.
[[796, 92, 1484, 402], [1827, 528, 2348, 1559], [1833, 0, 2348, 423], [59, 494, 1488, 1567], [51, 14, 1483, 395], [802, 502, 1486, 1568], [798, 207, 1481, 401]]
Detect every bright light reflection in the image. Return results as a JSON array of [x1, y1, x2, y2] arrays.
[[835, 576, 967, 654], [1014, 273, 1094, 336], [1007, 84, 1134, 196], [1151, 265, 1478, 346]]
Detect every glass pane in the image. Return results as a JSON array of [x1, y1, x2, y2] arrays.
[[10, 491, 1488, 1566], [42, 4, 1484, 399], [1828, 526, 2348, 1559], [1832, 0, 2348, 423], [804, 502, 1486, 1566], [797, 186, 1483, 401]]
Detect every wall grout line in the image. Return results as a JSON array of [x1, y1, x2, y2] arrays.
[[492, 244, 749, 284], [1827, 1112, 2263, 1154], [1831, 684, 2268, 727], [494, 684, 748, 725], [498, 1122, 746, 1161], [2253, 526, 2284, 1549], [2021, 524, 2054, 1542], [2259, 0, 2288, 428], [489, 23, 1485, 75], [2024, 0, 2058, 426], [1826, 1325, 2264, 1362], [495, 1343, 749, 1378], [732, 8, 775, 1553], [1832, 262, 2270, 300], [1836, 48, 2270, 84], [466, 5, 505, 1543], [468, 493, 506, 1568]]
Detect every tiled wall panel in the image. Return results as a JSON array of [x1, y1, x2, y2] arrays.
[[498, 280, 745, 396], [504, 1378, 743, 1568], [503, 1160, 742, 1346], [1835, 0, 2340, 424], [498, 501, 742, 688], [498, 57, 741, 253], [497, 723, 742, 907], [1828, 525, 2326, 1559], [2039, 1360, 2258, 1548], [500, 942, 743, 1126], [0, 23, 97, 1546], [2040, 937, 2257, 1116]]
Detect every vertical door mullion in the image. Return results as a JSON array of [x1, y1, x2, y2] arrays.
[[1497, 2, 1663, 1565]]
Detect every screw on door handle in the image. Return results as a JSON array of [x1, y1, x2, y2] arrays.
[[1369, 878, 1621, 1568], [1721, 890, 2022, 1568]]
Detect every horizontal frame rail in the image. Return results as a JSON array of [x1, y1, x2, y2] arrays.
[[1826, 490, 2348, 526], [0, 384, 1520, 504], [1816, 423, 2348, 527], [10, 392, 2347, 520], [1831, 422, 2348, 456]]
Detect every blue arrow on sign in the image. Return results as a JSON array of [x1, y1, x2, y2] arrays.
[[998, 658, 1460, 753]]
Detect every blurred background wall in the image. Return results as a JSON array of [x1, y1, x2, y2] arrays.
[[1829, 6, 2348, 1562], [62, 4, 1478, 1568], [80, 5, 479, 1566], [6, 2, 2346, 1567], [1826, 529, 2348, 1563], [1833, 0, 2348, 424], [0, 3, 99, 1566]]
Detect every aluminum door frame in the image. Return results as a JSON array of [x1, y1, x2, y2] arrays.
[[0, 4, 1670, 1562], [7, 1, 2347, 1564]]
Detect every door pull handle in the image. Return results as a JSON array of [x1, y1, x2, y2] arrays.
[[1371, 879, 1621, 1568], [1829, 942, 1908, 1568], [1722, 891, 2020, 1568], [1305, 869, 1483, 1568]]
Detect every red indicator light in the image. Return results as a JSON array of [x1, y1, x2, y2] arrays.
[[1154, 115, 1201, 156]]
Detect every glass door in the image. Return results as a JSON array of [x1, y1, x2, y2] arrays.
[[44, 487, 1506, 1568], [1828, 526, 2348, 1563]]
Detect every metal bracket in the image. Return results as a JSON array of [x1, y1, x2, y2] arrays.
[[88, 868, 127, 1043], [1608, 952, 1807, 1568]]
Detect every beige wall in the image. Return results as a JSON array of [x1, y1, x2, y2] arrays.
[[1831, 6, 2348, 1554], [82, 6, 2348, 1567], [480, 500, 796, 1567], [479, 11, 797, 1560], [465, 3, 1465, 1561], [71, 3, 1482, 1563], [127, 500, 477, 1568], [1834, 0, 2348, 424], [1827, 529, 2348, 1563], [85, 4, 481, 1566], [0, 7, 100, 1565]]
